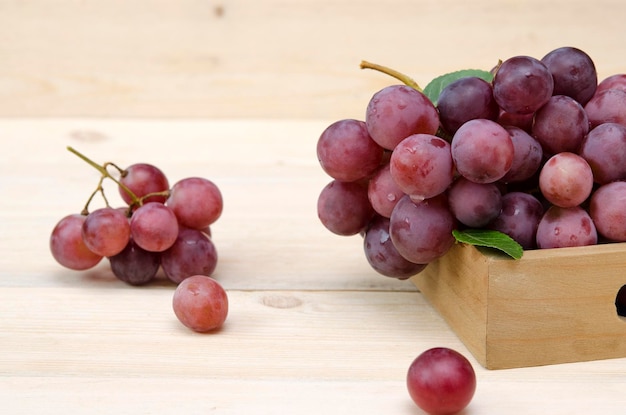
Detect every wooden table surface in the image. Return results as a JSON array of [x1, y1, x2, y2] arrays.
[[1, 119, 625, 414]]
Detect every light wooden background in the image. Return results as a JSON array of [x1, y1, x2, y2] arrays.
[[3, 2, 626, 414], [2, 0, 626, 119]]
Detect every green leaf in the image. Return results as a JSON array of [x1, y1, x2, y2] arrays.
[[423, 69, 494, 105], [452, 229, 524, 260]]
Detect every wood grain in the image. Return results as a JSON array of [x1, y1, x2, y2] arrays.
[[2, 0, 626, 118]]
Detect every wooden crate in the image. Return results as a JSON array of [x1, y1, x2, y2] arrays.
[[411, 242, 626, 370]]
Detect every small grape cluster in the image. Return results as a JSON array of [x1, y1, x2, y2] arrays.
[[316, 46, 626, 280], [50, 147, 224, 286]]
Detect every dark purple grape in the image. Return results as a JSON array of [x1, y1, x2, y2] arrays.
[[367, 163, 404, 218], [436, 76, 499, 135], [488, 192, 544, 250], [363, 216, 428, 279], [500, 126, 543, 183], [448, 177, 502, 228], [317, 180, 374, 236], [541, 46, 597, 105], [579, 122, 626, 184], [532, 95, 589, 155], [493, 55, 554, 114], [389, 194, 456, 264], [109, 238, 160, 286]]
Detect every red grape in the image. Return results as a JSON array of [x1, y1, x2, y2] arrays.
[[536, 205, 597, 248], [584, 88, 626, 128], [532, 95, 589, 155], [317, 119, 384, 182], [81, 207, 131, 257], [50, 214, 103, 270], [365, 84, 439, 150], [389, 194, 456, 264], [589, 181, 626, 242], [109, 238, 160, 286], [500, 126, 543, 183], [451, 119, 514, 184], [448, 177, 502, 228], [172, 275, 228, 332], [493, 55, 554, 115], [406, 347, 476, 415], [363, 216, 427, 279], [367, 163, 404, 218], [578, 122, 626, 184], [595, 73, 626, 95], [488, 192, 544, 250], [538, 152, 593, 208], [541, 46, 597, 106], [161, 228, 218, 284], [436, 76, 499, 135], [130, 202, 179, 252], [390, 134, 454, 201], [317, 179, 374, 236], [167, 177, 223, 229], [119, 163, 170, 205]]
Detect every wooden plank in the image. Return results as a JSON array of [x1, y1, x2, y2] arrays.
[[2, 1, 626, 118]]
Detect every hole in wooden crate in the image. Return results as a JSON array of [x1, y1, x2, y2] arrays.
[[616, 285, 626, 321]]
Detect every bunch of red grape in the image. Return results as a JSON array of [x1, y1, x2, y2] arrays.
[[316, 46, 626, 280], [50, 147, 224, 287]]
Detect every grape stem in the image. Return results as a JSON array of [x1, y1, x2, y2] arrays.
[[360, 60, 423, 92], [66, 146, 141, 210]]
